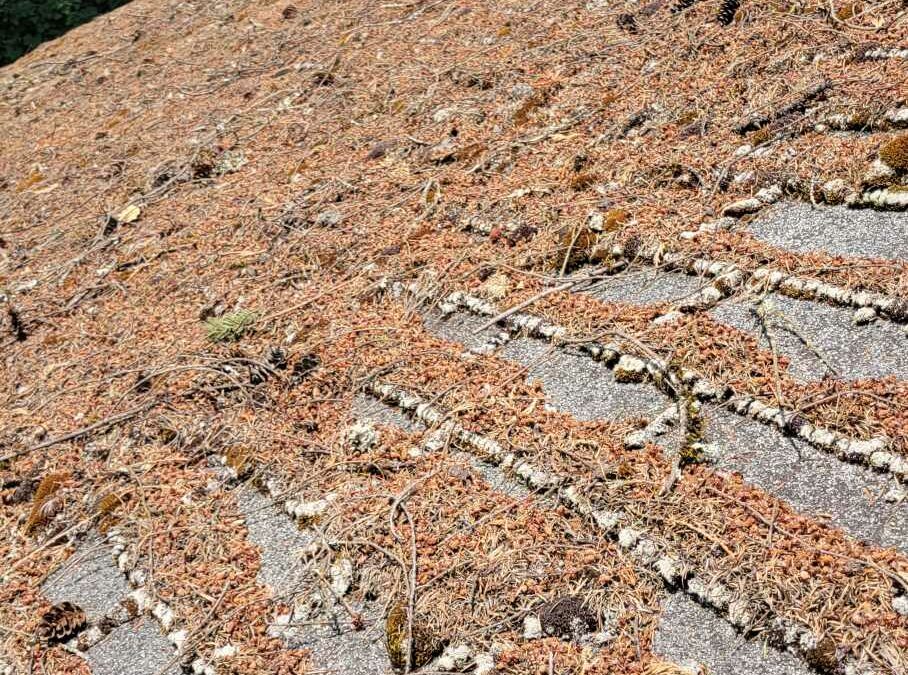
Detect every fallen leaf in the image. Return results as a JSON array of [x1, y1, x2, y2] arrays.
[[116, 204, 141, 223]]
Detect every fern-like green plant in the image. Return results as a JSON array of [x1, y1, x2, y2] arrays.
[[205, 310, 257, 342]]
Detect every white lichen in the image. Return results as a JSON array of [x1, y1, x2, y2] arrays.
[[346, 421, 379, 451], [618, 527, 640, 549], [613, 355, 647, 382], [721, 197, 763, 217], [893, 595, 908, 616], [853, 307, 878, 325], [523, 615, 543, 639], [330, 558, 354, 597], [433, 644, 474, 670]]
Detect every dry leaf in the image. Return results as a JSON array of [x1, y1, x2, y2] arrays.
[[116, 204, 142, 223]]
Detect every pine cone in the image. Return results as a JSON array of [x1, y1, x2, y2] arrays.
[[616, 13, 639, 34], [4, 306, 27, 341], [2, 476, 37, 505], [672, 0, 700, 12], [37, 602, 86, 643], [23, 473, 66, 535], [264, 345, 288, 371], [804, 636, 839, 671], [290, 353, 320, 385], [717, 0, 740, 24]]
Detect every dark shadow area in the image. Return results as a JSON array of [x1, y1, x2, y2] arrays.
[[1, 1, 131, 66]]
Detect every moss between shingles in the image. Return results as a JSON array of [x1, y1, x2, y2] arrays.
[[384, 602, 442, 671], [679, 396, 707, 466], [555, 224, 600, 273], [880, 134, 908, 172]]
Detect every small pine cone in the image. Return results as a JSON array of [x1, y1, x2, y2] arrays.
[[4, 306, 27, 341], [616, 13, 639, 34], [249, 345, 288, 385], [622, 232, 644, 260], [37, 602, 87, 643], [39, 496, 63, 521], [264, 345, 288, 371], [804, 635, 839, 671], [3, 477, 37, 505], [672, 0, 700, 12], [290, 353, 320, 385], [717, 0, 740, 24], [23, 473, 66, 535]]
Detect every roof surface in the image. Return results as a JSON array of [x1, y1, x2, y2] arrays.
[[1, 1, 907, 674]]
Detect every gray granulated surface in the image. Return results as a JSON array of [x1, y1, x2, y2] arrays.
[[42, 537, 130, 621], [704, 406, 908, 553], [422, 311, 669, 422], [654, 593, 812, 675], [234, 486, 312, 595], [710, 293, 908, 382], [354, 392, 530, 499], [581, 268, 708, 305], [500, 338, 670, 421], [277, 605, 389, 674], [748, 202, 908, 261], [85, 619, 179, 675], [453, 451, 532, 499], [351, 392, 424, 432], [422, 310, 506, 353], [235, 486, 391, 674]]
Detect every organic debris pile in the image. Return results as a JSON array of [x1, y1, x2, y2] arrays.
[[1, 1, 908, 674]]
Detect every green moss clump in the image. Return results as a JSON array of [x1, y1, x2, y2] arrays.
[[204, 310, 257, 342]]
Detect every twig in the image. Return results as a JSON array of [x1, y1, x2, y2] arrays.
[[471, 280, 581, 335], [0, 401, 157, 464], [388, 473, 436, 674], [558, 225, 583, 278]]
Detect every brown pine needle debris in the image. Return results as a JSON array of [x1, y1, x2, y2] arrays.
[[1, 0, 908, 674]]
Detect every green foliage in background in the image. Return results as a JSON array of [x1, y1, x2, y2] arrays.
[[0, 0, 131, 66]]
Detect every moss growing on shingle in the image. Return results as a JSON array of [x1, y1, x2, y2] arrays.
[[385, 603, 441, 671], [880, 134, 908, 172]]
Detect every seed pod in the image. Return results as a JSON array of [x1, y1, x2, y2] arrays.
[[36, 602, 86, 643]]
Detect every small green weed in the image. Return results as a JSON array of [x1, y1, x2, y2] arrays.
[[205, 310, 257, 342]]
